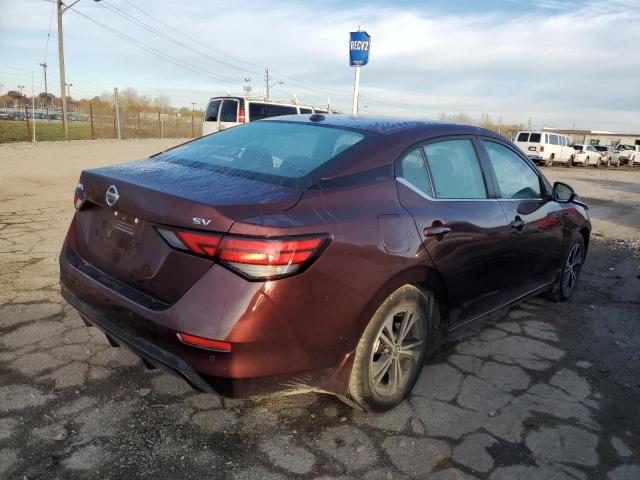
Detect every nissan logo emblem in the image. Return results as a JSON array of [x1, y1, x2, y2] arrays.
[[105, 185, 119, 207]]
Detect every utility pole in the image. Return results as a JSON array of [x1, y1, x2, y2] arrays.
[[264, 69, 270, 100], [31, 72, 36, 143], [528, 117, 532, 130], [114, 87, 121, 140], [191, 102, 196, 138], [264, 68, 283, 100], [40, 62, 50, 123], [57, 0, 69, 140]]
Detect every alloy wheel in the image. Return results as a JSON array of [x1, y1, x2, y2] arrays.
[[562, 243, 582, 296], [369, 307, 424, 398]]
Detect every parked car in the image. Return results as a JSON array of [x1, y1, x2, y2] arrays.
[[594, 145, 614, 166], [629, 145, 640, 166], [60, 116, 591, 411], [608, 145, 632, 166], [202, 95, 333, 135], [514, 131, 574, 166], [571, 144, 603, 167]]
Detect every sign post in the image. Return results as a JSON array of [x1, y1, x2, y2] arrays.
[[349, 30, 371, 116]]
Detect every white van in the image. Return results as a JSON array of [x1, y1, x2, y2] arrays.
[[202, 96, 330, 136], [514, 131, 575, 166]]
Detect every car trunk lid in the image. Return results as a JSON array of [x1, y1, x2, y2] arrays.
[[74, 158, 302, 304]]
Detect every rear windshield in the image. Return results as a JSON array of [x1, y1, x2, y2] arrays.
[[516, 133, 529, 142], [529, 133, 541, 143], [158, 121, 365, 181], [249, 103, 299, 121]]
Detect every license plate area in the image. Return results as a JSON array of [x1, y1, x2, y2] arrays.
[[105, 211, 145, 250], [528, 146, 536, 151]]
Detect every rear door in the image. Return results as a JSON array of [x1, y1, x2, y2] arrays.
[[218, 98, 239, 131], [478, 138, 564, 295], [395, 137, 514, 328], [202, 99, 222, 135]]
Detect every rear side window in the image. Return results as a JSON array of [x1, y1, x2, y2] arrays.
[[550, 135, 559, 145], [399, 148, 432, 196], [299, 107, 313, 114], [220, 100, 238, 122], [516, 133, 529, 142], [205, 100, 221, 122], [249, 103, 298, 121], [483, 141, 541, 199], [529, 133, 541, 143], [159, 121, 365, 180], [423, 140, 487, 199]]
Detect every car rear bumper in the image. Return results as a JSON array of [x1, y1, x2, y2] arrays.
[[61, 284, 218, 393], [527, 154, 544, 164], [58, 218, 355, 397]]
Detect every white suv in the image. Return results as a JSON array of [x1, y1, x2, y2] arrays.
[[202, 96, 331, 136], [514, 131, 575, 166]]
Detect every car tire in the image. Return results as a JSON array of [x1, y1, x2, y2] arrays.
[[567, 155, 574, 167], [546, 235, 585, 302], [545, 155, 553, 167], [345, 285, 435, 412], [606, 158, 611, 167], [594, 157, 600, 168]]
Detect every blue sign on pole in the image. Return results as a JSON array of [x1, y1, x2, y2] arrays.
[[349, 31, 371, 67]]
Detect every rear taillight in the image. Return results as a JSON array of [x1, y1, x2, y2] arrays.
[[238, 108, 246, 123], [540, 146, 545, 152], [157, 228, 222, 258], [157, 228, 328, 280], [73, 183, 85, 210], [218, 236, 325, 279]]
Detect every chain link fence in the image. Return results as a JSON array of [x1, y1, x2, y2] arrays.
[[0, 104, 202, 142]]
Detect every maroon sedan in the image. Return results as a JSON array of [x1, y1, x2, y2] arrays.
[[60, 115, 590, 411]]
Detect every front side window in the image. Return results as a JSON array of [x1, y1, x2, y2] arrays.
[[399, 148, 432, 196], [423, 140, 487, 199], [220, 100, 238, 122], [205, 99, 221, 122], [483, 141, 541, 200], [158, 121, 365, 180]]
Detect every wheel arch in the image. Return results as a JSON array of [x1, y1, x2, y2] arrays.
[[348, 264, 450, 352]]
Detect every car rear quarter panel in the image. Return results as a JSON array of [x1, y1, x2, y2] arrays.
[[225, 177, 433, 373]]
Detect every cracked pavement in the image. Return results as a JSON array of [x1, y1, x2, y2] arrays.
[[0, 140, 639, 479]]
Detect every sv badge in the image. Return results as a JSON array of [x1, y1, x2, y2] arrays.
[[192, 217, 212, 226]]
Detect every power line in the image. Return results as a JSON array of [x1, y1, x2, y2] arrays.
[[111, 0, 350, 98], [115, 0, 265, 72], [68, 7, 244, 86], [97, 0, 258, 79]]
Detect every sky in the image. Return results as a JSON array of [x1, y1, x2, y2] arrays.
[[1, 0, 639, 132]]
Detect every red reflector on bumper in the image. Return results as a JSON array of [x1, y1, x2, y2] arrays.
[[176, 332, 232, 352]]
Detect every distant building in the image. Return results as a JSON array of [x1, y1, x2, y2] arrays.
[[542, 128, 640, 147]]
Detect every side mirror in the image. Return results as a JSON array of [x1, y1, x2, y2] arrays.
[[553, 182, 575, 203]]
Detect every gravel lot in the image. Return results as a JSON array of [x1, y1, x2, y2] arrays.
[[1, 139, 639, 479]]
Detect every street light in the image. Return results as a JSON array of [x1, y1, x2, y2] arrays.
[[66, 83, 73, 99]]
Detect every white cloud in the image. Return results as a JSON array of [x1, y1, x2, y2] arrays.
[[1, 0, 639, 131]]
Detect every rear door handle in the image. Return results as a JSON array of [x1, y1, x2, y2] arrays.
[[424, 226, 452, 237], [509, 218, 526, 231]]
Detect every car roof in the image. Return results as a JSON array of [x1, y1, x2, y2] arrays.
[[265, 114, 504, 139]]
